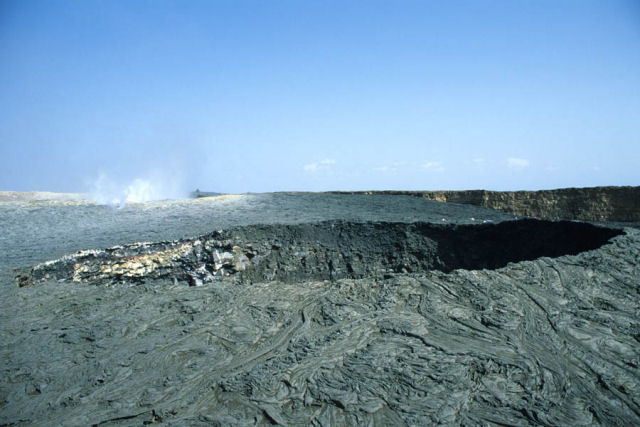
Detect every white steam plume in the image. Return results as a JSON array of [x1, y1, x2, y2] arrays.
[[87, 171, 189, 207]]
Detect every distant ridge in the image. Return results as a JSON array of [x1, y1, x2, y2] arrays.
[[191, 189, 225, 198], [0, 191, 85, 202], [328, 186, 640, 222]]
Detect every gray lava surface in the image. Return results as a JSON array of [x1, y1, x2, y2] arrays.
[[1, 193, 639, 426]]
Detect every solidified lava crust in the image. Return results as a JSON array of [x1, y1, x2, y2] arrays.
[[3, 209, 640, 426]]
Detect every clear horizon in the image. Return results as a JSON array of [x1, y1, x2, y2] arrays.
[[1, 0, 639, 197]]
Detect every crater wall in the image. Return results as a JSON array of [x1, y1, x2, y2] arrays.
[[330, 186, 640, 222], [17, 219, 622, 287]]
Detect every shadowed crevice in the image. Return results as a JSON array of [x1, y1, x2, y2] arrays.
[[428, 219, 622, 272]]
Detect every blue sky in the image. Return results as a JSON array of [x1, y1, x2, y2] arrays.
[[1, 0, 639, 194]]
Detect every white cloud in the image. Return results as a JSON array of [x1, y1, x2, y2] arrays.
[[373, 161, 407, 173], [507, 157, 530, 170], [421, 161, 445, 173], [472, 158, 485, 164], [304, 158, 336, 172]]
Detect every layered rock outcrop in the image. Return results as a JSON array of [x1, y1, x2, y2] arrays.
[[419, 186, 640, 222]]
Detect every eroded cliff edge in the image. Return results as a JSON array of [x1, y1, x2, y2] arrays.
[[330, 186, 640, 222]]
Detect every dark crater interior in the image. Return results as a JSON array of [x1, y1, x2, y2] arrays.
[[227, 219, 623, 284]]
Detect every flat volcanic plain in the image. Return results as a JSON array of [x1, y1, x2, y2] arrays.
[[1, 191, 639, 426]]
